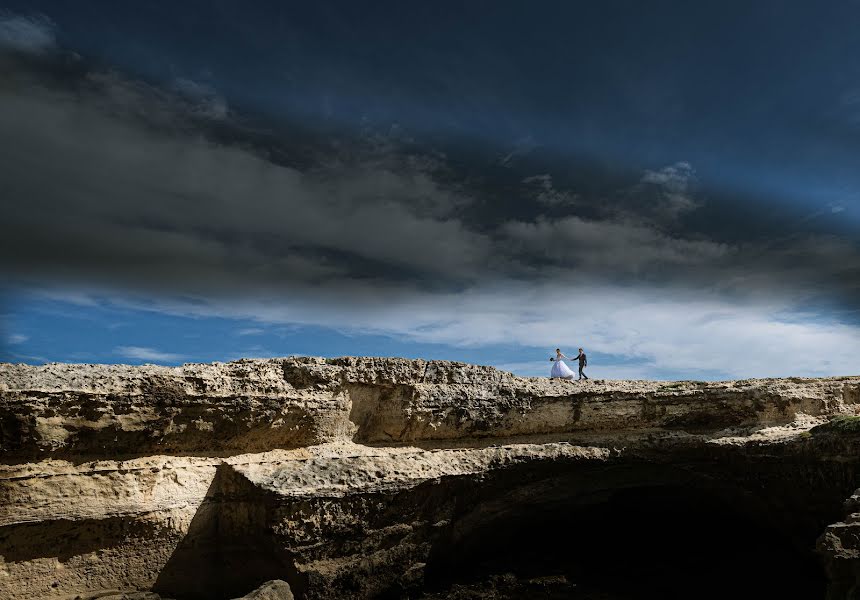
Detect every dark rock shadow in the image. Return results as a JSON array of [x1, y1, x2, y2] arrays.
[[424, 466, 829, 600], [153, 463, 305, 600], [0, 515, 160, 563]]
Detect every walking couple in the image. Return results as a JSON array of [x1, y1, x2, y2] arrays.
[[550, 348, 588, 381]]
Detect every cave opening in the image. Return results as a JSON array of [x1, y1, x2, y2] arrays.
[[424, 483, 827, 599]]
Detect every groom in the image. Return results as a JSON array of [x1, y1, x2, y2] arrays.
[[576, 348, 588, 380]]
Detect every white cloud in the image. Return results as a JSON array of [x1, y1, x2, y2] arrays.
[[237, 328, 264, 336], [114, 345, 186, 363], [398, 288, 860, 380], [6, 333, 28, 344], [8, 351, 46, 363], [45, 281, 860, 380], [641, 161, 694, 188], [636, 161, 700, 219], [0, 13, 55, 54]]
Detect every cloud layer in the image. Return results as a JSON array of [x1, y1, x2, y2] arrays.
[[114, 345, 186, 363], [1, 26, 859, 378], [0, 13, 55, 54]]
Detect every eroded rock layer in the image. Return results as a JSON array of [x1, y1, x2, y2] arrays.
[[1, 357, 860, 599]]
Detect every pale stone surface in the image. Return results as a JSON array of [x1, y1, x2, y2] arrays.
[[236, 580, 294, 600], [81, 579, 293, 599], [0, 357, 859, 599], [3, 357, 858, 461]]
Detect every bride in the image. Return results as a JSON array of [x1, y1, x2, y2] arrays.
[[550, 348, 576, 380]]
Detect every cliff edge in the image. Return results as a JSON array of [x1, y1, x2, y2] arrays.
[[1, 357, 859, 599]]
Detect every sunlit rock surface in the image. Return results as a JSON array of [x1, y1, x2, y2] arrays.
[[1, 357, 859, 599]]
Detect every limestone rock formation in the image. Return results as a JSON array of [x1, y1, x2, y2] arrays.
[[1, 357, 859, 599], [237, 580, 294, 600], [818, 490, 860, 599], [818, 441, 860, 600], [84, 579, 293, 600]]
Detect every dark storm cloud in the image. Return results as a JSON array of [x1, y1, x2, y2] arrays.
[[0, 12, 54, 54], [626, 162, 700, 224], [1, 28, 859, 321], [0, 50, 491, 291], [521, 175, 579, 208]]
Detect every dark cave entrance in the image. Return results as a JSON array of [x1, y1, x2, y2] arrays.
[[424, 482, 827, 599]]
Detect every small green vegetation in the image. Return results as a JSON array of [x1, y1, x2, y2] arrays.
[[813, 415, 860, 435]]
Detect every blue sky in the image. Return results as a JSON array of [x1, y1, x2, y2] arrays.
[[1, 2, 859, 379], [0, 290, 687, 380]]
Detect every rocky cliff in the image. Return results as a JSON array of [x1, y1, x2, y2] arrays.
[[1, 357, 859, 599]]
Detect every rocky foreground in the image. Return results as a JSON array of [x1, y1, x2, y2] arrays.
[[1, 357, 859, 599]]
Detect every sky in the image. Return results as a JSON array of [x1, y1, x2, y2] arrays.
[[1, 1, 859, 380]]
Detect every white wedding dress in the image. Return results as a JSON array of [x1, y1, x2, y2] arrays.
[[551, 356, 575, 379]]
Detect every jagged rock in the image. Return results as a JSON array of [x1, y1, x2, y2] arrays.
[[819, 488, 860, 599], [0, 358, 859, 600], [78, 593, 164, 600], [67, 585, 290, 600], [2, 357, 857, 461], [234, 580, 294, 599]]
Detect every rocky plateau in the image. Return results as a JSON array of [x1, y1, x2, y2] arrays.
[[1, 357, 860, 599]]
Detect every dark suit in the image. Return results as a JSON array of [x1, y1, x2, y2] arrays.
[[576, 352, 588, 380]]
